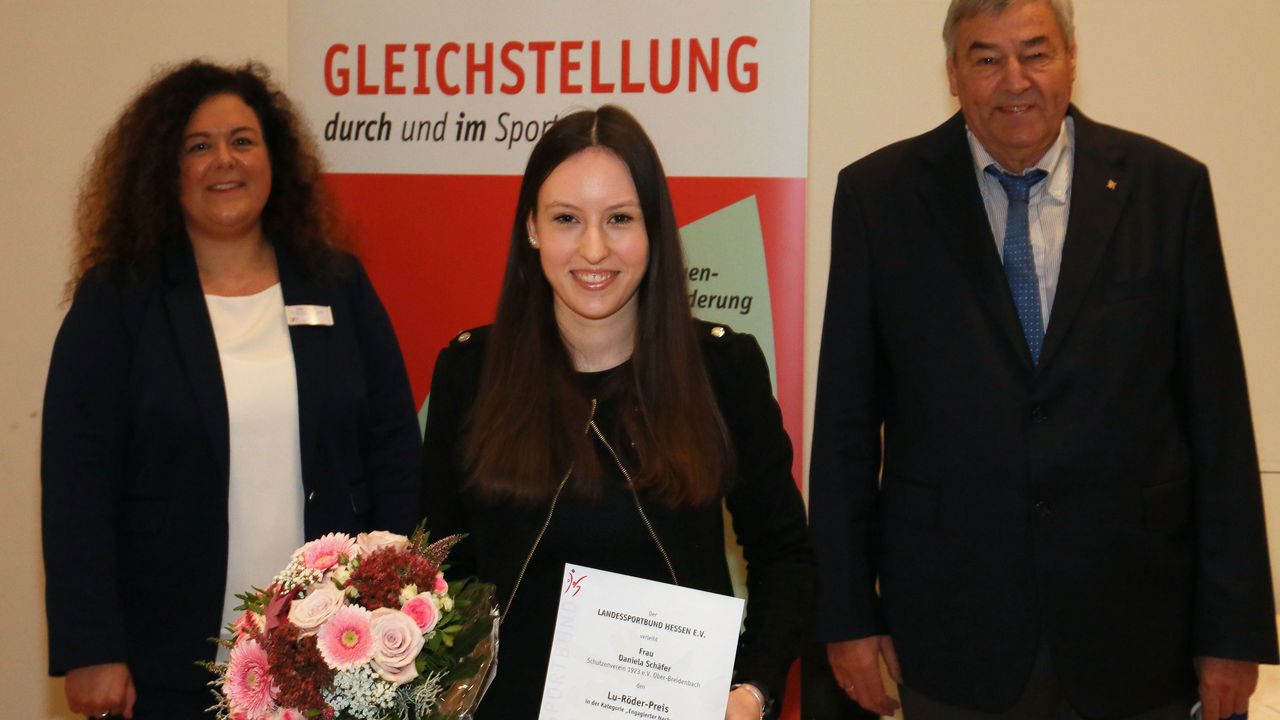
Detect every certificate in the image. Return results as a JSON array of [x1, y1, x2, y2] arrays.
[[539, 564, 746, 719]]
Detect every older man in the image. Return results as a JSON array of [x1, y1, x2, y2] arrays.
[[809, 1, 1277, 718]]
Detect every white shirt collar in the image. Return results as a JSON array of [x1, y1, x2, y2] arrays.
[[967, 116, 1074, 203]]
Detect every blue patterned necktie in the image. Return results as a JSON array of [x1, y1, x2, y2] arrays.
[[986, 165, 1049, 364]]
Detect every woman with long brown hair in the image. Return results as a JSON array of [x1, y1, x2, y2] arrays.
[[421, 105, 814, 719], [42, 60, 421, 718]]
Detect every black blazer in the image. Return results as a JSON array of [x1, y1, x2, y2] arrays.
[[41, 241, 422, 697], [809, 108, 1277, 718], [421, 322, 816, 713]]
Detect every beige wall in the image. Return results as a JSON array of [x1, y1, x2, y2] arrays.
[[0, 2, 288, 716], [2, 1, 1277, 717]]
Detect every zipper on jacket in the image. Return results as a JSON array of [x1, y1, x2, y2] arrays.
[[505, 398, 597, 613], [587, 416, 678, 587], [506, 398, 681, 614], [505, 463, 573, 613]]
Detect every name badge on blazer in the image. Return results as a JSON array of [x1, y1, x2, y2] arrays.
[[285, 305, 334, 326]]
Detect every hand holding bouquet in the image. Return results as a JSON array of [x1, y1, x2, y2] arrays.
[[208, 528, 496, 720]]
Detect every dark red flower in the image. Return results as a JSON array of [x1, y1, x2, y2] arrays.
[[349, 547, 439, 611], [262, 623, 333, 714]]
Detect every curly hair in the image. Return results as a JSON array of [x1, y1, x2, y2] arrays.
[[71, 59, 350, 293]]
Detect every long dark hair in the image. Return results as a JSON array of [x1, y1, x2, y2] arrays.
[[463, 106, 732, 507], [71, 59, 348, 293]]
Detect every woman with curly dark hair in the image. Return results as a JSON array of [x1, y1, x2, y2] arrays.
[[42, 60, 422, 718]]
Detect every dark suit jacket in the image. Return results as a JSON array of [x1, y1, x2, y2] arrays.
[[421, 322, 816, 716], [809, 107, 1277, 718], [41, 241, 421, 699]]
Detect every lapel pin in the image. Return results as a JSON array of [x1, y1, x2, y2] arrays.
[[1106, 179, 1117, 190]]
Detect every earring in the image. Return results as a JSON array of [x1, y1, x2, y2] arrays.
[[528, 236, 540, 249]]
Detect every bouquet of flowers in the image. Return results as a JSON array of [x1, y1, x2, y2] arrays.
[[206, 528, 497, 720]]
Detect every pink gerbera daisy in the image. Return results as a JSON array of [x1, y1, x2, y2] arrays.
[[301, 533, 356, 572], [224, 638, 277, 717], [316, 605, 375, 670]]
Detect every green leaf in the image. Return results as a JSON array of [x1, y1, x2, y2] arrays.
[[450, 616, 494, 658]]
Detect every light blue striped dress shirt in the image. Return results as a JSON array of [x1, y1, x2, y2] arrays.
[[967, 117, 1075, 331]]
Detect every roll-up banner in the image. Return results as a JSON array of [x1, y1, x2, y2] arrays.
[[288, 5, 807, 710]]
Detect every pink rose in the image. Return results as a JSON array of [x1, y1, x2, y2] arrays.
[[431, 573, 448, 595], [356, 530, 410, 555], [400, 592, 440, 633], [287, 584, 345, 634], [273, 709, 306, 720], [369, 608, 425, 684]]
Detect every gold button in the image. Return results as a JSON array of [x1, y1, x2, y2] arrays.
[[710, 326, 726, 338], [457, 331, 472, 343]]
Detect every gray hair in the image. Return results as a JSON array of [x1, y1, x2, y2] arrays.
[[943, 0, 1075, 58]]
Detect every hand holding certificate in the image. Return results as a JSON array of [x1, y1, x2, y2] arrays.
[[540, 564, 746, 719]]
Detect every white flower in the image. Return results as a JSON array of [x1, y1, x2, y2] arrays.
[[398, 584, 420, 604], [323, 664, 398, 720], [273, 555, 324, 594], [331, 564, 353, 586]]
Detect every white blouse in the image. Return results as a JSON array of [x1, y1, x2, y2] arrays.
[[205, 283, 305, 660]]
